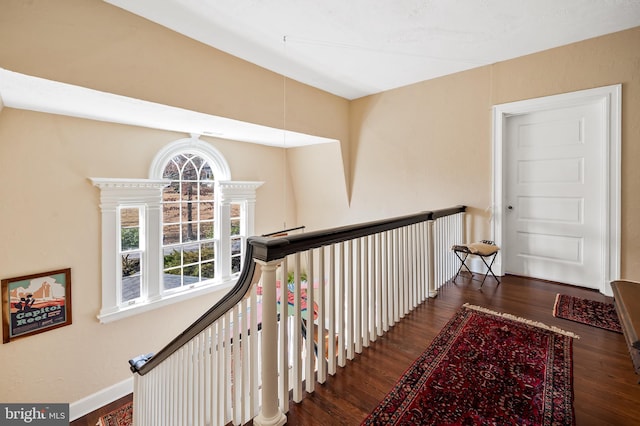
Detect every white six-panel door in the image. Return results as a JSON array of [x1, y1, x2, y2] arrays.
[[492, 85, 621, 295], [504, 104, 603, 289]]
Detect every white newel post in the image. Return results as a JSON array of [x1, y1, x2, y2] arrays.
[[427, 219, 437, 298], [254, 259, 287, 426]]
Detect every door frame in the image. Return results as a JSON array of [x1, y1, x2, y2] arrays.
[[491, 85, 621, 295]]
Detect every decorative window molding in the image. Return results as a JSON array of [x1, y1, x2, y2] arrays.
[[218, 181, 263, 276], [149, 135, 231, 181], [90, 178, 169, 322], [91, 137, 263, 323]]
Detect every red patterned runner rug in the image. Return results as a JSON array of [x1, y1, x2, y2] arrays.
[[96, 401, 132, 426], [553, 293, 623, 333], [362, 304, 578, 426]]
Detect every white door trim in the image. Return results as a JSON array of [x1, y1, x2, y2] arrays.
[[491, 85, 621, 295]]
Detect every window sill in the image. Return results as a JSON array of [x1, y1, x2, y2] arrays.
[[97, 278, 237, 324]]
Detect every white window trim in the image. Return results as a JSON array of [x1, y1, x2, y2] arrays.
[[91, 138, 263, 323], [91, 178, 169, 323], [218, 181, 263, 277]]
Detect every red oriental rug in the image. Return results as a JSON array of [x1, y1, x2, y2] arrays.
[[362, 304, 578, 426], [553, 293, 622, 333], [96, 401, 132, 426]]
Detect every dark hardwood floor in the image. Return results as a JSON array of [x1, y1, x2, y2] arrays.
[[72, 274, 640, 425], [284, 274, 640, 425]]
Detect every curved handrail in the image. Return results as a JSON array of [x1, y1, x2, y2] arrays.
[[131, 242, 258, 375], [130, 205, 466, 375]]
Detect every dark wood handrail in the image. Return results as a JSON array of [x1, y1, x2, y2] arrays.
[[250, 206, 466, 262], [262, 225, 306, 237], [130, 205, 466, 375]]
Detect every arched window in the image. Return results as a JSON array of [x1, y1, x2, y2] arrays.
[[92, 136, 262, 323], [160, 153, 217, 291]]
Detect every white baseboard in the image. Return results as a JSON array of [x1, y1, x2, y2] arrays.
[[70, 377, 133, 421]]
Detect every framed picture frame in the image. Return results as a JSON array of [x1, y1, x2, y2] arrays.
[[2, 268, 72, 343]]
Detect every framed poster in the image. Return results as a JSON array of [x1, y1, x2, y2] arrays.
[[2, 268, 72, 343]]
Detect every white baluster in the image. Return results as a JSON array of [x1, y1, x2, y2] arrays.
[[368, 235, 377, 343], [277, 257, 289, 413], [407, 226, 412, 312], [427, 219, 437, 297], [202, 329, 210, 425], [419, 223, 423, 302], [346, 240, 354, 360], [393, 229, 400, 323], [376, 232, 384, 336], [232, 304, 241, 424], [182, 345, 189, 426], [305, 249, 315, 393], [197, 332, 205, 426], [224, 311, 233, 423], [241, 298, 249, 423], [328, 244, 337, 375], [387, 230, 394, 328], [409, 225, 415, 310], [382, 231, 390, 332], [398, 227, 405, 318], [362, 236, 375, 347], [354, 238, 362, 354], [250, 285, 259, 419], [337, 242, 346, 368], [216, 319, 225, 426], [292, 253, 303, 403], [317, 246, 327, 383]]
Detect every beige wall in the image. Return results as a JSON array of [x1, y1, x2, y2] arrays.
[[0, 0, 348, 405], [348, 66, 493, 236], [491, 28, 640, 277], [347, 26, 640, 277], [0, 110, 295, 404], [0, 0, 639, 408]]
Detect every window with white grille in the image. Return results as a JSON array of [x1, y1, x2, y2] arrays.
[[161, 154, 217, 292], [92, 136, 262, 323]]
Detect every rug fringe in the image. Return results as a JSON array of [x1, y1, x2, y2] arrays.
[[463, 303, 580, 339]]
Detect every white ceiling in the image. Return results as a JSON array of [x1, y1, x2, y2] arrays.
[[105, 0, 640, 100], [2, 1, 638, 147]]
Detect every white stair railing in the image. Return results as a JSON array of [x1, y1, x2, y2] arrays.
[[130, 207, 466, 426], [133, 284, 262, 426]]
